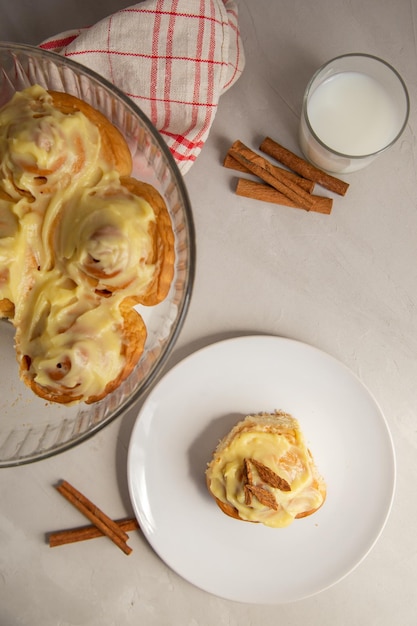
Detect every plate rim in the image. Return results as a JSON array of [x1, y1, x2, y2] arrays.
[[127, 334, 396, 604]]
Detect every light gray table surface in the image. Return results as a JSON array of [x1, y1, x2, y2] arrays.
[[0, 1, 416, 624]]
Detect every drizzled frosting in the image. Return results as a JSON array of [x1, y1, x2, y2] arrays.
[[0, 85, 166, 403], [207, 414, 326, 528]]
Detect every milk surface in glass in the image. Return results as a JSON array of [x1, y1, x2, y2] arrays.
[[299, 54, 409, 174], [307, 71, 401, 156]]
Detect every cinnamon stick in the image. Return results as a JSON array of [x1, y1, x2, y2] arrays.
[[236, 178, 332, 214], [48, 517, 140, 548], [228, 140, 316, 209], [55, 480, 132, 555], [224, 152, 315, 193], [259, 137, 349, 196]]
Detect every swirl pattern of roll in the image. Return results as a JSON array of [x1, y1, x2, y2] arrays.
[[55, 174, 174, 303]]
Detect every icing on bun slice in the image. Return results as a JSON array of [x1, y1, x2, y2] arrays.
[[206, 411, 326, 527]]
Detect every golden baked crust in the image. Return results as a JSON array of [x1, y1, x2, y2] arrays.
[[208, 490, 243, 521], [206, 411, 326, 526], [0, 297, 14, 318], [120, 177, 175, 305]]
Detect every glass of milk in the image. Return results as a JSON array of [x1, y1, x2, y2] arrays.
[[299, 53, 409, 174]]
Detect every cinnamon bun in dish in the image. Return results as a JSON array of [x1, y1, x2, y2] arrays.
[[206, 411, 326, 528], [0, 86, 131, 201], [55, 175, 174, 303], [14, 270, 147, 404], [0, 85, 175, 404]]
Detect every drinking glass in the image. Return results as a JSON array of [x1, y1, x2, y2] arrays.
[[299, 53, 409, 173]]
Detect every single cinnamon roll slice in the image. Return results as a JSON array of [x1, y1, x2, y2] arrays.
[[206, 411, 326, 528]]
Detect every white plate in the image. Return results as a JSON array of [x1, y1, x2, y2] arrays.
[[127, 335, 396, 604]]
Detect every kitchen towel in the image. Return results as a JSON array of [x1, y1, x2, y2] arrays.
[[40, 0, 245, 174]]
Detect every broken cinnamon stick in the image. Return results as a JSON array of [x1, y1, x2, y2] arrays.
[[224, 152, 315, 193], [228, 140, 316, 209], [55, 480, 132, 555], [259, 137, 349, 196], [236, 178, 332, 214], [48, 517, 140, 548]]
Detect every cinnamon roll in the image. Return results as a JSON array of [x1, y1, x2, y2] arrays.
[[15, 270, 147, 404], [0, 85, 132, 202], [206, 411, 326, 527], [55, 174, 175, 304]]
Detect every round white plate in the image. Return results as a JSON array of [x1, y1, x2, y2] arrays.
[[127, 335, 395, 604]]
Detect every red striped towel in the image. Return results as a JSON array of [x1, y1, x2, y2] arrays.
[[40, 0, 245, 174]]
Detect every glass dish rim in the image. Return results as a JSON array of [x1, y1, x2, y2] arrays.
[[0, 41, 196, 467]]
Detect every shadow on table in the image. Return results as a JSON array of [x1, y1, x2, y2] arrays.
[[114, 329, 271, 513]]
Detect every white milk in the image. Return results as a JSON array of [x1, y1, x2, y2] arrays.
[[299, 69, 406, 173], [307, 71, 400, 156]]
